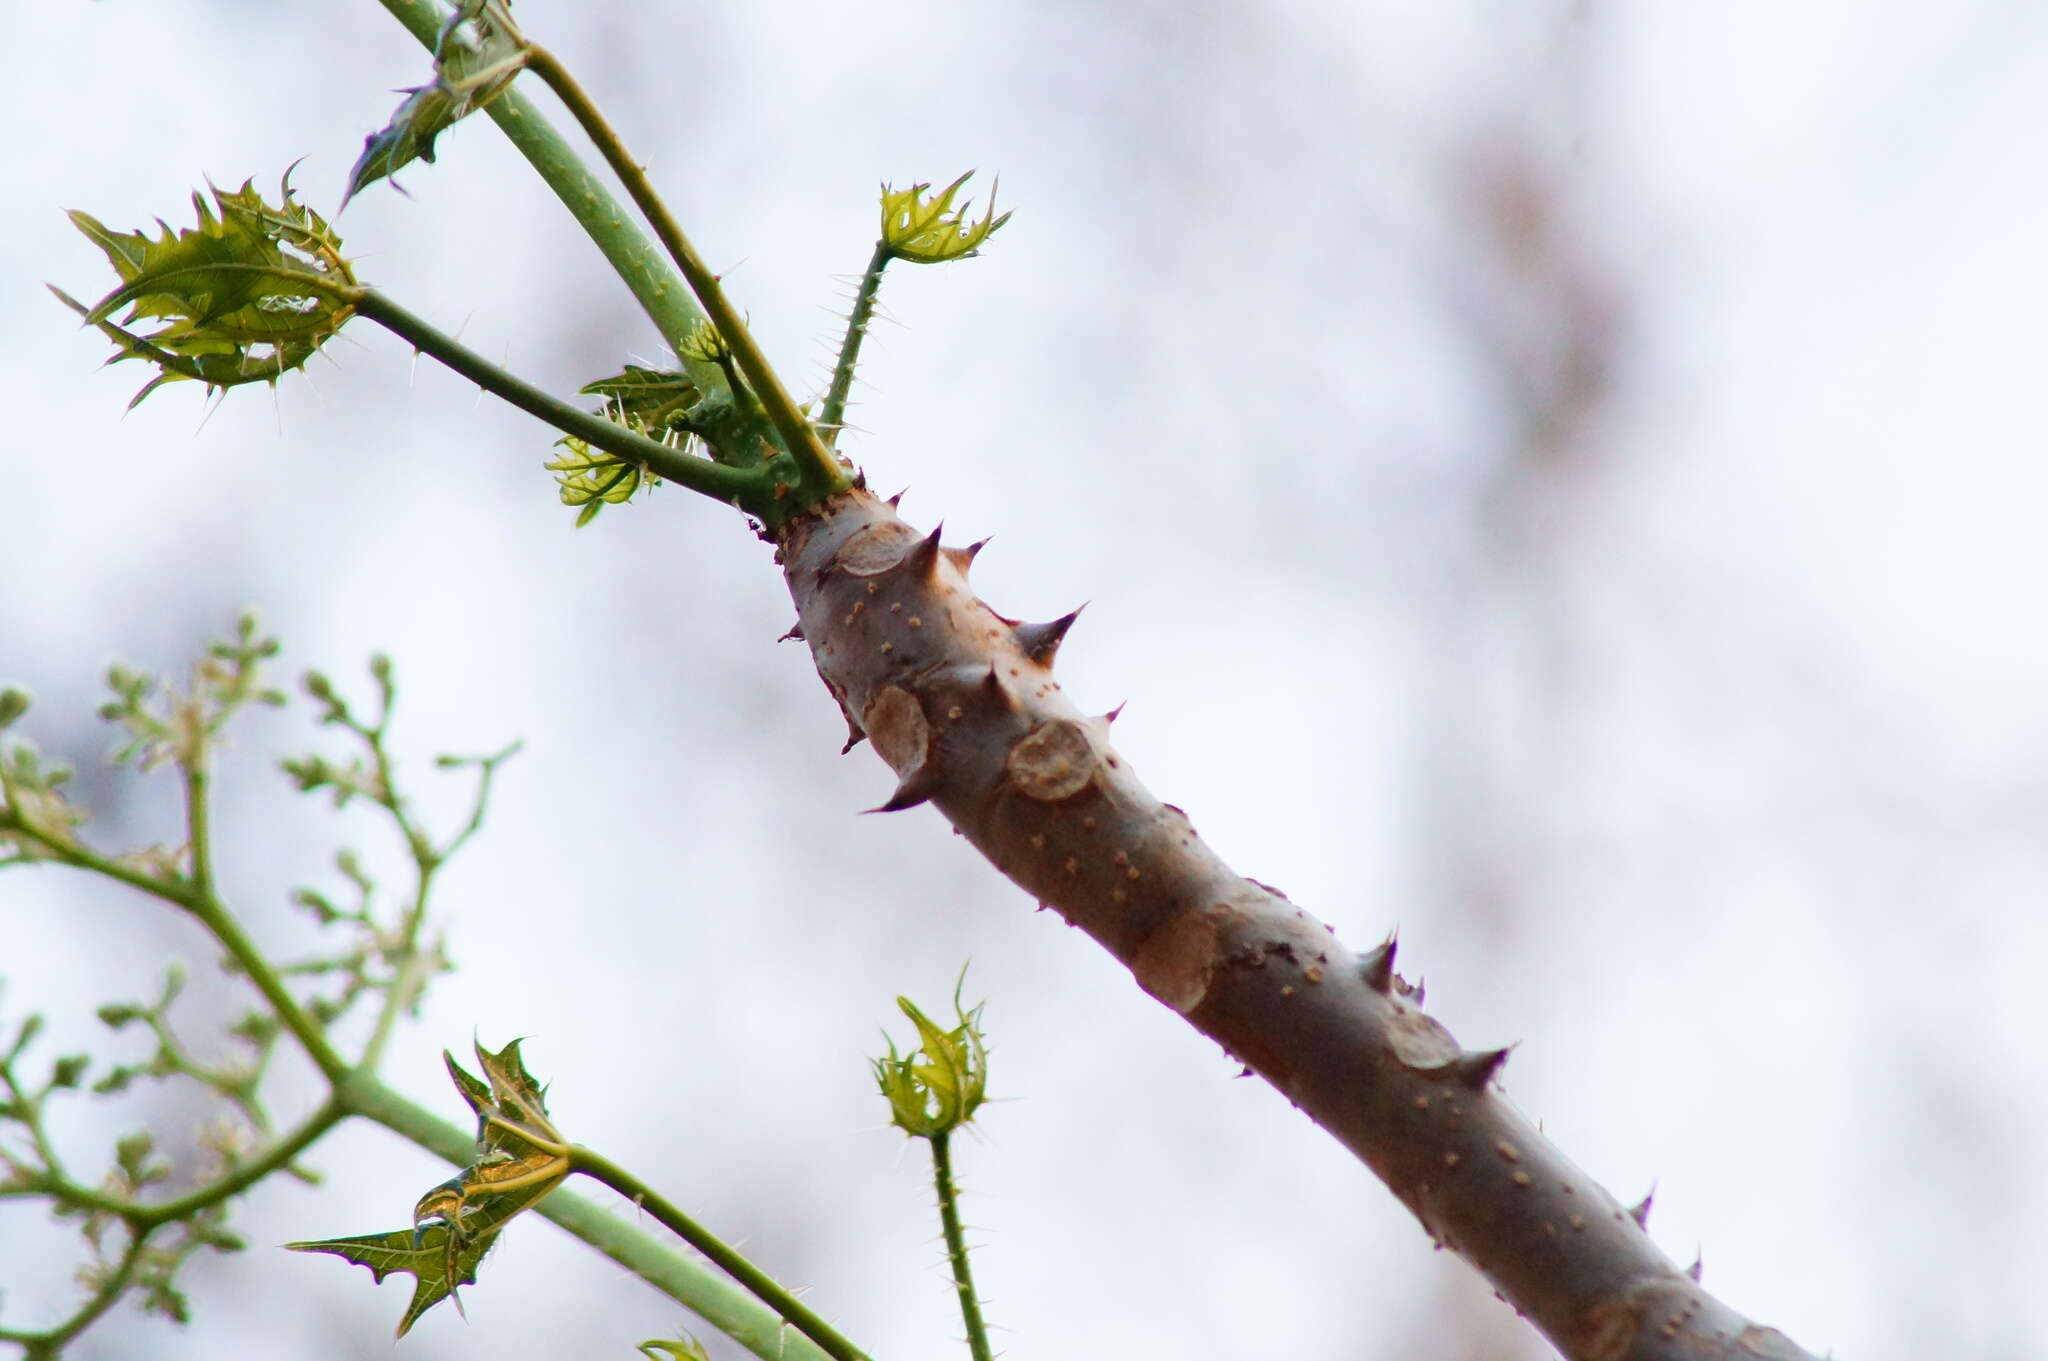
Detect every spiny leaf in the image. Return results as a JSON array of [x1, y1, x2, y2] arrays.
[[675, 319, 731, 364], [544, 437, 655, 528], [874, 990, 990, 1139], [447, 1038, 563, 1153], [57, 175, 355, 407], [287, 1203, 517, 1336], [880, 172, 1010, 264], [288, 1039, 570, 1336], [579, 365, 703, 435], [344, 0, 528, 206]]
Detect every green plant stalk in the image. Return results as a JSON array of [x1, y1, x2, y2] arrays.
[[184, 883, 353, 1088], [360, 740, 517, 1074], [566, 1145, 874, 1361], [928, 1132, 993, 1361], [132, 1097, 346, 1228], [335, 1075, 838, 1361], [183, 759, 216, 898], [819, 241, 891, 445], [348, 289, 781, 515], [0, 1219, 153, 1355], [0, 809, 352, 1088], [519, 45, 850, 503], [2, 841, 828, 1361], [370, 0, 721, 393]]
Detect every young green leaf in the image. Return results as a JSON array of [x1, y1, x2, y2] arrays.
[[288, 1040, 569, 1336], [286, 1211, 508, 1336], [580, 365, 704, 435], [344, 0, 530, 205], [873, 991, 990, 1139], [56, 176, 356, 408], [448, 1038, 563, 1153], [879, 172, 1010, 264], [544, 437, 656, 527]]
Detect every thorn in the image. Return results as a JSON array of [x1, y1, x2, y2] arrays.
[[1438, 1045, 1511, 1090], [886, 488, 906, 509], [779, 622, 805, 642], [942, 537, 990, 576], [1686, 1250, 1704, 1283], [1629, 1183, 1656, 1229], [900, 523, 943, 579], [977, 664, 1017, 712], [863, 761, 944, 814], [1014, 604, 1085, 666], [1101, 701, 1127, 725], [840, 722, 867, 755], [1359, 934, 1399, 993]]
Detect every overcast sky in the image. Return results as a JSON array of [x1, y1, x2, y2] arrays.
[[4, 4, 2046, 1359]]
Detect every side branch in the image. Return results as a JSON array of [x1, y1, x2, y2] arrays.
[[371, 0, 716, 384], [335, 1074, 842, 1361], [775, 490, 1822, 1361], [520, 45, 849, 503], [351, 290, 769, 509]]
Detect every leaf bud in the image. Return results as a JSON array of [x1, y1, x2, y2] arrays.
[[871, 993, 989, 1140], [97, 1003, 142, 1030]]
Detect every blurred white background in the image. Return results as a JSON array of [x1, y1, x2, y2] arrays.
[[4, 2, 2046, 1358]]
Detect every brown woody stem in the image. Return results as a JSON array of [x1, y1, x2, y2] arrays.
[[775, 489, 1821, 1361]]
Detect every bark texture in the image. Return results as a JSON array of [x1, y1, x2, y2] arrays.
[[778, 488, 1824, 1361]]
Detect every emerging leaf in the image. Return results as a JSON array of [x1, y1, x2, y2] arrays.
[[879, 172, 1010, 264], [544, 437, 656, 528], [288, 1040, 569, 1336], [675, 319, 732, 364], [287, 1209, 516, 1337], [447, 1038, 564, 1154], [56, 175, 356, 408], [580, 365, 704, 436], [344, 0, 529, 205], [873, 990, 990, 1139]]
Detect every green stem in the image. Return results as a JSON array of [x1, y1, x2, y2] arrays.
[[929, 1132, 993, 1361], [567, 1145, 875, 1361], [184, 887, 352, 1087], [349, 289, 775, 513], [520, 45, 850, 503], [334, 1075, 837, 1361], [132, 1096, 346, 1227], [0, 1221, 155, 1355], [182, 759, 214, 898], [820, 242, 892, 446], [0, 814, 351, 1087], [357, 718, 443, 1073], [370, 0, 716, 387]]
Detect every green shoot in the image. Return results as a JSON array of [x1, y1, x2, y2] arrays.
[[874, 987, 995, 1361], [821, 175, 1010, 444]]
